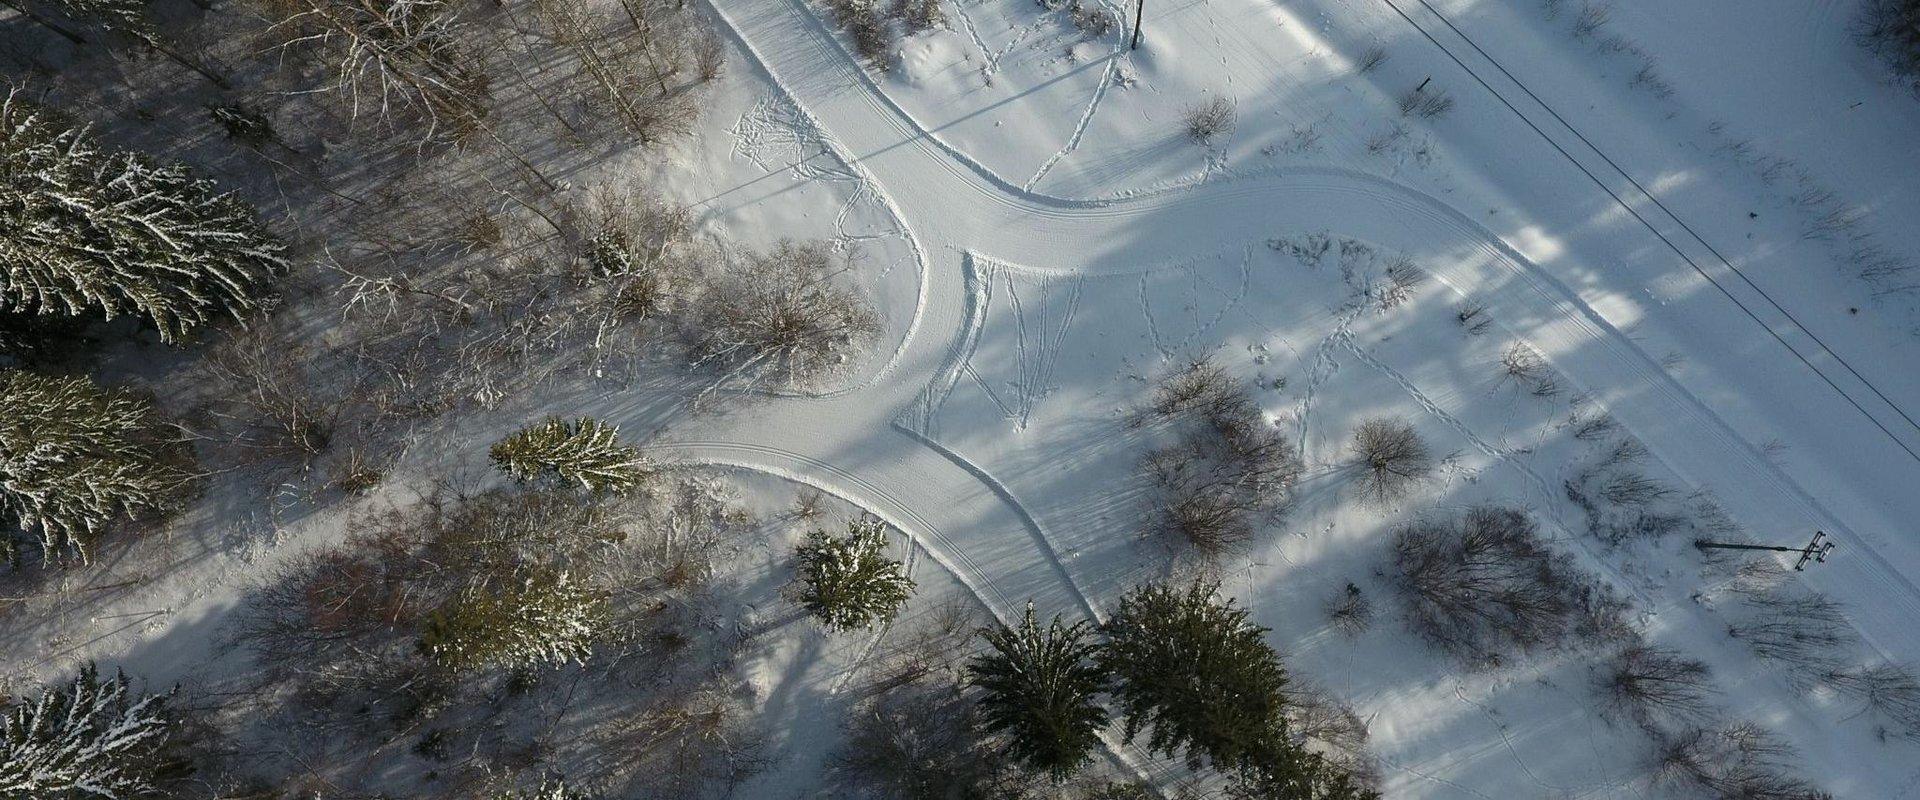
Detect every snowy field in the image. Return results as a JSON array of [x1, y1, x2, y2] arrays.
[[9, 0, 1920, 796]]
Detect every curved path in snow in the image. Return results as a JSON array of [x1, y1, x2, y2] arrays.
[[670, 0, 1920, 677]]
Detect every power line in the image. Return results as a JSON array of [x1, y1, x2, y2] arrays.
[[1377, 0, 1920, 465]]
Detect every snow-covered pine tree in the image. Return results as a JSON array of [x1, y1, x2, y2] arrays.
[[489, 416, 649, 493], [0, 663, 176, 799], [0, 89, 285, 343], [420, 566, 607, 671], [1, 370, 187, 565], [793, 515, 913, 631], [1097, 580, 1289, 772], [966, 601, 1109, 779]]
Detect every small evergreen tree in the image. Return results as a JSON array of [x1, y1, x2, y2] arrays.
[[1097, 581, 1288, 771], [966, 602, 1109, 779], [1225, 743, 1378, 800], [794, 515, 914, 631], [421, 566, 607, 671], [1, 89, 285, 342], [0, 664, 176, 799], [1, 370, 188, 564], [489, 416, 649, 493]]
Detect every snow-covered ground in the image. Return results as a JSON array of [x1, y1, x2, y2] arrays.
[[12, 0, 1920, 795]]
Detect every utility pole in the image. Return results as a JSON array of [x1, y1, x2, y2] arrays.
[[1131, 0, 1144, 50], [1694, 531, 1834, 571]]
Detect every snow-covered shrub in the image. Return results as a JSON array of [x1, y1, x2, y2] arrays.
[[1068, 1, 1113, 37], [1594, 644, 1718, 728], [491, 416, 651, 493], [1, 89, 286, 342], [1390, 506, 1631, 665], [1856, 0, 1920, 96], [891, 0, 945, 32], [1350, 417, 1431, 506], [967, 603, 1110, 779], [1140, 356, 1302, 559], [793, 515, 915, 631], [691, 240, 879, 392], [492, 778, 593, 800], [1182, 96, 1237, 144], [1, 370, 190, 565], [825, 0, 895, 69], [0, 664, 176, 799]]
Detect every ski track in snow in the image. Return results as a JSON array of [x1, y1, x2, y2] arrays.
[[666, 0, 1920, 789]]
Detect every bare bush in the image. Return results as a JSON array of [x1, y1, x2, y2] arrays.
[[1498, 341, 1559, 396], [690, 240, 880, 393], [1571, 408, 1617, 441], [1649, 722, 1832, 800], [1397, 85, 1455, 119], [1140, 357, 1303, 560], [1857, 0, 1920, 96], [1390, 506, 1629, 665], [1364, 121, 1408, 154], [1571, 1, 1611, 39], [1456, 300, 1492, 334], [1728, 589, 1856, 674], [1823, 663, 1920, 740], [828, 682, 1037, 799], [1324, 582, 1374, 636], [583, 677, 770, 796], [1356, 45, 1388, 73], [1068, 1, 1112, 36], [1351, 417, 1431, 505], [1595, 644, 1717, 728], [1182, 96, 1237, 144]]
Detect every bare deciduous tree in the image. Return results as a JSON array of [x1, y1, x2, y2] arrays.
[[1351, 417, 1430, 505], [1391, 506, 1629, 665], [257, 0, 493, 141], [1594, 644, 1717, 728]]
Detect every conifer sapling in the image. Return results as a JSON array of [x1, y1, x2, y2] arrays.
[[794, 515, 914, 631]]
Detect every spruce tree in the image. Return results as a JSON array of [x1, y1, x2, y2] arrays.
[[0, 664, 176, 799], [489, 416, 649, 493], [1097, 581, 1288, 771], [1, 90, 284, 342], [794, 515, 914, 631], [1, 370, 187, 564], [966, 602, 1109, 779], [421, 566, 607, 671]]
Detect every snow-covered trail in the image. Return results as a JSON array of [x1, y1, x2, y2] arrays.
[[681, 0, 1920, 671]]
